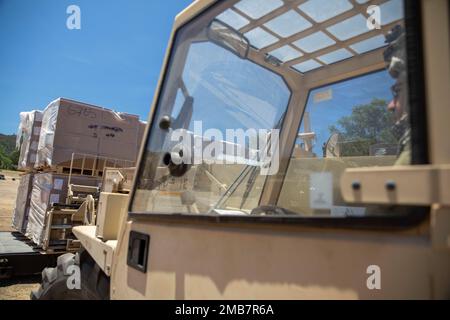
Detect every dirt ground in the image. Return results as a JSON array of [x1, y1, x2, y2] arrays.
[[0, 170, 21, 232], [0, 170, 40, 300], [0, 276, 40, 300]]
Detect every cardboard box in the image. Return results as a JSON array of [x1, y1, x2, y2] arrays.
[[17, 111, 43, 170], [36, 98, 142, 170], [11, 173, 34, 234]]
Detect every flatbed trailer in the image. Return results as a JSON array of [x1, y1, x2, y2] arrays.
[[0, 232, 60, 280], [0, 154, 129, 281], [0, 199, 90, 279]]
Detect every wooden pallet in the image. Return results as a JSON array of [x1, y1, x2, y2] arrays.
[[32, 165, 104, 178], [56, 166, 104, 177], [45, 240, 81, 253], [25, 153, 135, 178]]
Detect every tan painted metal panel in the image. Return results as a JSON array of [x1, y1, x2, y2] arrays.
[[112, 221, 450, 299], [422, 0, 450, 164]]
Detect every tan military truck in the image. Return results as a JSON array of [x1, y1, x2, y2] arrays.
[[32, 0, 450, 299]]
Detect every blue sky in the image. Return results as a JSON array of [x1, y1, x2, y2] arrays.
[[0, 0, 192, 134]]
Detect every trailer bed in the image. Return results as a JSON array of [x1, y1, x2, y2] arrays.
[[0, 232, 60, 279]]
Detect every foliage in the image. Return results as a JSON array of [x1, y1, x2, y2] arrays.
[[328, 99, 397, 156], [0, 134, 18, 170]]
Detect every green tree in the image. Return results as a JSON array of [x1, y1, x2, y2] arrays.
[[0, 146, 13, 169], [329, 99, 397, 156], [9, 149, 20, 167], [0, 134, 18, 170]]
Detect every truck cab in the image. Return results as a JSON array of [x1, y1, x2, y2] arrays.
[[36, 0, 450, 300]]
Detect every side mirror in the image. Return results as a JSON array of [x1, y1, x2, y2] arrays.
[[207, 19, 250, 59]]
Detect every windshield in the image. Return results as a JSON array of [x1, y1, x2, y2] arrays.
[[131, 1, 291, 214]]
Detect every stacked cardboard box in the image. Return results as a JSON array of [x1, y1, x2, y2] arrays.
[[36, 98, 143, 170], [11, 173, 35, 234], [12, 110, 42, 234], [16, 111, 43, 170], [12, 98, 146, 245]]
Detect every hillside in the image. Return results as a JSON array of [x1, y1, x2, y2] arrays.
[[0, 134, 18, 170]]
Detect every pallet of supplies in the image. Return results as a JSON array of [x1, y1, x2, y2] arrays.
[[36, 98, 142, 171], [26, 172, 101, 246], [16, 110, 43, 170]]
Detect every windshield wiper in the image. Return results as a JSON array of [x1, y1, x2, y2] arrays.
[[212, 112, 286, 211], [211, 164, 254, 211], [238, 113, 285, 209], [239, 165, 259, 209]]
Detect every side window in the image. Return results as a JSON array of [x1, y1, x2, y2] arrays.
[[273, 1, 418, 219], [278, 68, 411, 217]]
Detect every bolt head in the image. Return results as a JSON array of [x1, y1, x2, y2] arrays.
[[352, 181, 361, 191], [159, 116, 171, 130], [386, 180, 396, 191]]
